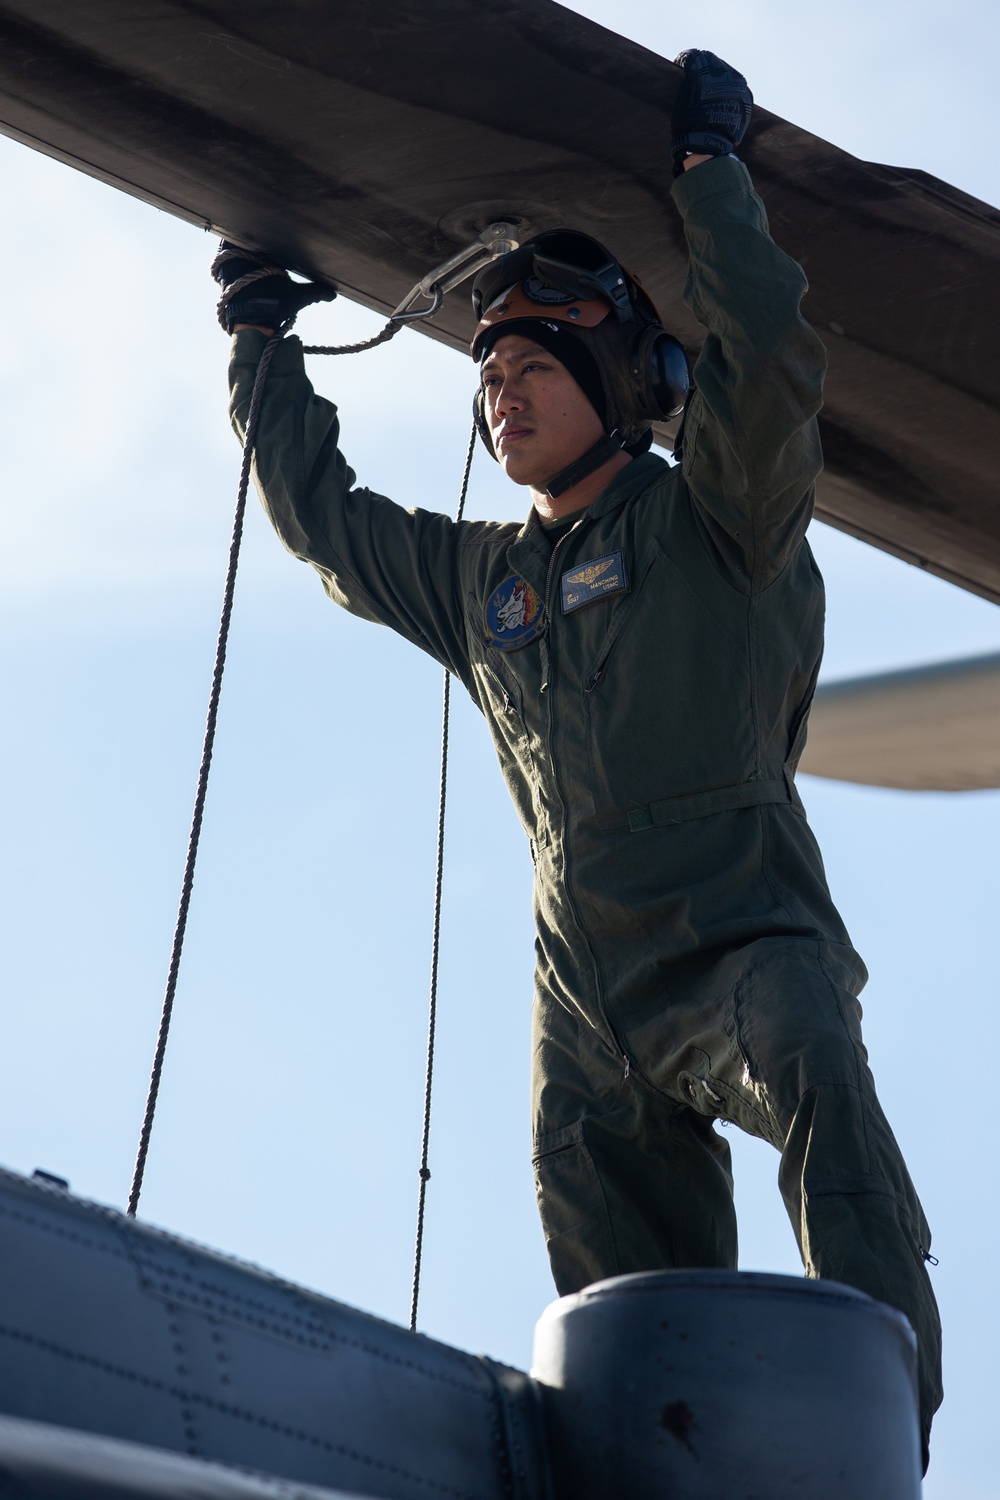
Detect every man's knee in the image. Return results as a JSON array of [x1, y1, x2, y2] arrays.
[[733, 946, 870, 1132]]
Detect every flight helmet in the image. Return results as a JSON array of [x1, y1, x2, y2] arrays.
[[471, 229, 689, 492]]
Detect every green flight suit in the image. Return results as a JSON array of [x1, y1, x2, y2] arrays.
[[229, 155, 942, 1445]]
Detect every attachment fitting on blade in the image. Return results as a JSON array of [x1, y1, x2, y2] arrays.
[[390, 221, 523, 324]]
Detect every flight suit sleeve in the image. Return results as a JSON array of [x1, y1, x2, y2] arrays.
[[229, 329, 474, 681], [671, 155, 827, 588]]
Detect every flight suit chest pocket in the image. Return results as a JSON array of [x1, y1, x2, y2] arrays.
[[468, 595, 530, 737], [581, 542, 660, 693], [479, 654, 526, 728]]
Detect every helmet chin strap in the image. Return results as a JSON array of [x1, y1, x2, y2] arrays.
[[544, 429, 625, 499]]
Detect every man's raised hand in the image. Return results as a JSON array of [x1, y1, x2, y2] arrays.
[[211, 241, 336, 334], [671, 50, 753, 177]]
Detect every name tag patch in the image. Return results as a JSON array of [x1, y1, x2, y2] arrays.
[[560, 551, 629, 613], [485, 576, 547, 651]]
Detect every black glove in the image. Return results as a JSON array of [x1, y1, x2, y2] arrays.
[[211, 241, 336, 333], [671, 50, 753, 177]]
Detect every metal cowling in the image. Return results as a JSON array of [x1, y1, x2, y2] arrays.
[[531, 1269, 921, 1500]]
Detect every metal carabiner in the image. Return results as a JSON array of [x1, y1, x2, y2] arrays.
[[390, 281, 445, 324], [389, 221, 523, 327]]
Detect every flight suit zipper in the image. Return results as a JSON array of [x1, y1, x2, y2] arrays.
[[541, 519, 635, 1084]]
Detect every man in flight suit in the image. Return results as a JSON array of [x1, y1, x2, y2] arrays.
[[217, 50, 942, 1465]]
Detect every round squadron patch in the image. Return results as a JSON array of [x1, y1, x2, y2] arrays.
[[484, 576, 546, 651]]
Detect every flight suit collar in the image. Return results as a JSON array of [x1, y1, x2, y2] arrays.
[[504, 509, 551, 600], [585, 451, 670, 521], [504, 452, 670, 589]]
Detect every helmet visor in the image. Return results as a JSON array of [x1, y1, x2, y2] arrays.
[[472, 230, 633, 323]]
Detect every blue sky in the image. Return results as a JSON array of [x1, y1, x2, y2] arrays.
[[0, 2, 998, 1494]]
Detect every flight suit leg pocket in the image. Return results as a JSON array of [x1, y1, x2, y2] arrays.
[[532, 1121, 618, 1294]]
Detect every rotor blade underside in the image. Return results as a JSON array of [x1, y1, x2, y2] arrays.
[[800, 653, 1000, 791], [0, 1, 997, 599]]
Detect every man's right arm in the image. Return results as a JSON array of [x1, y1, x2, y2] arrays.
[[229, 328, 475, 680]]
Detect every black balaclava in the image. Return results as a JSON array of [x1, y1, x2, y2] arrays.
[[478, 317, 608, 430]]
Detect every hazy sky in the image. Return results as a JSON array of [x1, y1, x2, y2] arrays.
[[0, 3, 998, 1495]]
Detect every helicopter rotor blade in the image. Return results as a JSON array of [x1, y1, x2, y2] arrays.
[[800, 653, 1000, 791]]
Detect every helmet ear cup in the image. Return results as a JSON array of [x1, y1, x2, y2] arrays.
[[629, 326, 690, 421], [472, 386, 498, 461], [651, 332, 691, 419]]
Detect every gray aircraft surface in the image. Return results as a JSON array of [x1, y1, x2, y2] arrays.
[[0, 1164, 922, 1498]]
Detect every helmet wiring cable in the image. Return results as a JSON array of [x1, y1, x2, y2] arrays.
[[410, 420, 477, 1333]]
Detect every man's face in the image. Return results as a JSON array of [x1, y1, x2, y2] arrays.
[[481, 335, 605, 489]]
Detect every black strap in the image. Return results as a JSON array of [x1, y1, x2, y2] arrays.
[[545, 431, 624, 498]]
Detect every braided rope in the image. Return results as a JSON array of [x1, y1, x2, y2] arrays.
[[300, 324, 468, 1327], [213, 247, 404, 355], [409, 421, 477, 1333], [131, 279, 466, 1314], [302, 320, 404, 357], [211, 248, 289, 331], [127, 330, 284, 1217]]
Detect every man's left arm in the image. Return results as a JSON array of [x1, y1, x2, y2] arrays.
[[672, 154, 827, 589]]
